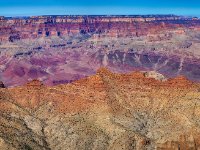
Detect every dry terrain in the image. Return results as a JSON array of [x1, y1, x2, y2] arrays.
[[0, 68, 200, 149]]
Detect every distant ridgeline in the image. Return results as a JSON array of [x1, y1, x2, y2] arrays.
[[0, 15, 200, 42]]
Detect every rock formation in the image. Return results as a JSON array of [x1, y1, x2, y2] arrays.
[[0, 81, 5, 88], [144, 71, 167, 81], [26, 79, 44, 87], [0, 15, 198, 42], [0, 15, 200, 87], [0, 69, 200, 149]]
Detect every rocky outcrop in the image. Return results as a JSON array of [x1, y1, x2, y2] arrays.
[[144, 71, 167, 81], [0, 81, 5, 88], [0, 69, 200, 149], [26, 79, 44, 87]]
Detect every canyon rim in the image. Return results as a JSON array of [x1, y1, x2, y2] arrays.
[[0, 1, 200, 149]]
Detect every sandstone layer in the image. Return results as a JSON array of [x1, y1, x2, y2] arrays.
[[0, 15, 200, 87], [0, 68, 200, 150]]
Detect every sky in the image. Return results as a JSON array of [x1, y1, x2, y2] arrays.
[[0, 0, 200, 17]]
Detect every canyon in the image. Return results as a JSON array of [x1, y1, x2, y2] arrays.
[[0, 15, 200, 150], [0, 68, 200, 149], [0, 15, 200, 87]]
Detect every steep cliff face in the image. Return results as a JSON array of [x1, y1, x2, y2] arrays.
[[0, 69, 200, 150], [0, 15, 200, 87], [0, 15, 199, 42]]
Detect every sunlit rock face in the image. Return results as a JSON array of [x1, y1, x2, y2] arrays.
[[144, 71, 167, 81], [0, 15, 200, 87], [0, 69, 200, 149]]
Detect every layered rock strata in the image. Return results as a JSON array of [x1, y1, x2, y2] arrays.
[[0, 15, 200, 87], [0, 69, 200, 149]]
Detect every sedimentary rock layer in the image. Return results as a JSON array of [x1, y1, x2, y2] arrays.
[[0, 15, 200, 42], [0, 15, 200, 87], [0, 68, 200, 149]]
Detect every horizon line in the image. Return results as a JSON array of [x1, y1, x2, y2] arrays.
[[1, 14, 199, 18]]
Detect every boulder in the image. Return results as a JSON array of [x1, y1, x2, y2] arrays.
[[0, 81, 5, 88]]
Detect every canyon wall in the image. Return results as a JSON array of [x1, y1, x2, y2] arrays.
[[0, 15, 200, 87], [0, 15, 200, 42]]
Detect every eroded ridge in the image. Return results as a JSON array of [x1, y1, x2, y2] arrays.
[[0, 68, 200, 149]]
